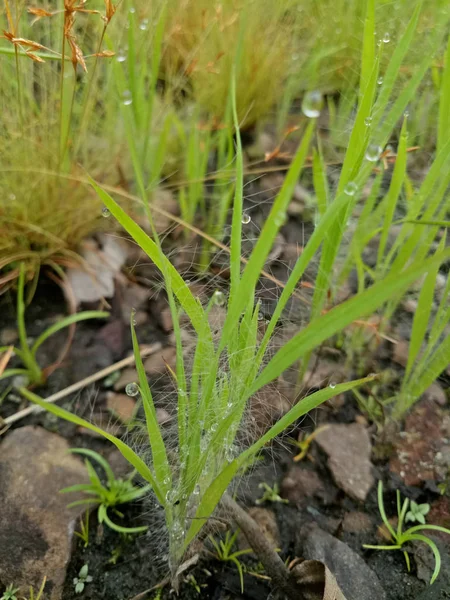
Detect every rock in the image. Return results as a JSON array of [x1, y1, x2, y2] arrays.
[[392, 339, 409, 367], [120, 282, 149, 325], [144, 346, 176, 376], [156, 408, 172, 424], [0, 426, 90, 599], [113, 367, 138, 391], [281, 466, 326, 506], [315, 423, 374, 502], [67, 235, 127, 305], [0, 328, 18, 346], [299, 524, 386, 600], [389, 401, 446, 486], [422, 382, 447, 407], [159, 306, 173, 332], [247, 507, 280, 549], [341, 511, 373, 534], [106, 392, 136, 423]]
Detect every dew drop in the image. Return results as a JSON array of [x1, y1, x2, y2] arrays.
[[241, 212, 251, 224], [257, 312, 264, 321], [139, 18, 148, 30], [178, 388, 187, 398], [404, 110, 410, 118], [212, 290, 226, 306], [116, 48, 127, 62], [344, 182, 358, 196], [365, 143, 382, 162], [211, 423, 218, 433], [301, 90, 323, 118], [101, 206, 110, 218], [383, 32, 390, 43], [225, 446, 234, 462], [129, 6, 136, 13], [329, 381, 336, 389], [364, 116, 373, 127], [193, 484, 201, 496], [125, 382, 139, 397], [163, 476, 170, 485], [122, 90, 133, 105], [377, 76, 384, 85]]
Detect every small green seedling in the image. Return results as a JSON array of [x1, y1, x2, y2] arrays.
[[61, 449, 150, 534], [208, 529, 253, 593], [363, 481, 450, 584], [74, 510, 90, 548], [0, 265, 107, 385], [73, 565, 93, 595], [405, 500, 430, 525], [255, 482, 288, 505], [0, 585, 20, 600], [291, 425, 330, 462]]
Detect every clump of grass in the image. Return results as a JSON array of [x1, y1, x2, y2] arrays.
[[159, 0, 294, 127]]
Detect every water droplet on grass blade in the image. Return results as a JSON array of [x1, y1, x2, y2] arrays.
[[383, 33, 390, 43], [212, 290, 226, 306], [116, 49, 127, 62], [302, 91, 323, 118], [102, 206, 110, 217], [122, 90, 133, 105], [364, 117, 373, 126], [125, 382, 139, 396], [241, 212, 251, 224], [139, 18, 148, 30], [365, 144, 382, 162], [377, 77, 384, 85], [329, 382, 336, 389], [257, 312, 264, 321], [344, 182, 358, 196]]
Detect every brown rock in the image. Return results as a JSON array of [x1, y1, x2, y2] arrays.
[[392, 339, 409, 367], [0, 426, 90, 599], [281, 466, 325, 506], [113, 367, 138, 391], [106, 393, 136, 423], [144, 346, 176, 376], [120, 282, 149, 325], [342, 511, 373, 534], [389, 400, 445, 486], [422, 382, 447, 407], [315, 423, 374, 501], [0, 328, 18, 346], [247, 507, 280, 549]]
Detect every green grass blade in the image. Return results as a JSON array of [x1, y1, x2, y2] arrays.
[[220, 120, 315, 351], [31, 311, 108, 355], [253, 248, 450, 392], [131, 322, 171, 491], [185, 460, 239, 546], [312, 143, 329, 216], [67, 448, 115, 483], [229, 71, 244, 296], [89, 178, 212, 344], [377, 481, 397, 540], [240, 377, 374, 462], [404, 244, 444, 380], [18, 387, 165, 505], [438, 35, 450, 153], [405, 535, 441, 584], [360, 0, 375, 96]]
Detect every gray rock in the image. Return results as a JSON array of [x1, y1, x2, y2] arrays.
[[315, 423, 374, 501], [299, 524, 386, 600], [0, 426, 90, 599]]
